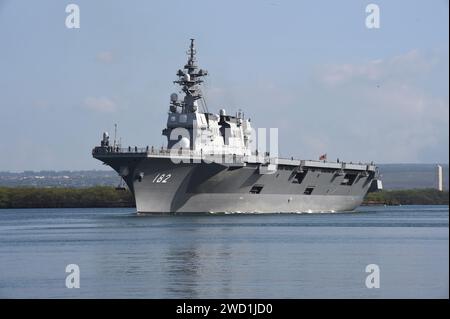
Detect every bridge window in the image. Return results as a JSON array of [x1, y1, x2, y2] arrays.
[[304, 187, 315, 195], [341, 173, 358, 186], [292, 171, 307, 184], [250, 184, 264, 194]]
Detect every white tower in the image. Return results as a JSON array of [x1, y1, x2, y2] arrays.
[[437, 165, 443, 192]]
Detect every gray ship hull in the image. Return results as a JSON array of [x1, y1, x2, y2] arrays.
[[136, 192, 364, 214], [93, 151, 376, 213]]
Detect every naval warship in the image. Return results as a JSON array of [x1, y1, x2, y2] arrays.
[[93, 39, 382, 213]]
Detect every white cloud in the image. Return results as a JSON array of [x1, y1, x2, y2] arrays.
[[96, 51, 114, 63], [316, 49, 436, 87], [84, 97, 116, 113], [306, 49, 449, 163], [347, 85, 448, 162]]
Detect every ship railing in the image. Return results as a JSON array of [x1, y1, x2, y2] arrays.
[[93, 146, 174, 155], [93, 146, 251, 163], [93, 146, 150, 154], [94, 146, 269, 161], [93, 146, 376, 169]]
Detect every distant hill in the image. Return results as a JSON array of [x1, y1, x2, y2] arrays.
[[0, 164, 448, 190], [378, 164, 448, 190]]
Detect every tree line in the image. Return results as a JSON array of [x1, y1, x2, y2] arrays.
[[364, 189, 449, 206], [0, 186, 135, 208], [0, 187, 448, 209]]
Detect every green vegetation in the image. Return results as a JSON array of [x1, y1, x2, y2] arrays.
[[0, 186, 135, 209], [364, 189, 449, 206], [0, 187, 447, 209]]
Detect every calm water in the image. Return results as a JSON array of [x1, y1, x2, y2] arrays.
[[0, 206, 448, 298]]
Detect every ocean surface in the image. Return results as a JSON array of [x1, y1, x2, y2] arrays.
[[0, 206, 448, 299]]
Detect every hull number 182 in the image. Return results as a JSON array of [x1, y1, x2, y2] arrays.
[[152, 173, 172, 183]]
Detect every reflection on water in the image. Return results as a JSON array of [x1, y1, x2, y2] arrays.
[[165, 226, 203, 298], [162, 219, 235, 298], [0, 206, 448, 298]]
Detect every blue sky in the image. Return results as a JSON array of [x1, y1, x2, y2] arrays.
[[0, 0, 448, 171]]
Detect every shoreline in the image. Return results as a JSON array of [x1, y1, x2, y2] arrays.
[[0, 187, 448, 209], [364, 188, 449, 206]]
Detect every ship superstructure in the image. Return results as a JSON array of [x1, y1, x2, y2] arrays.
[[163, 39, 253, 158]]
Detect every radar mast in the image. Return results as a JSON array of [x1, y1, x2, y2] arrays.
[[171, 39, 208, 113]]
